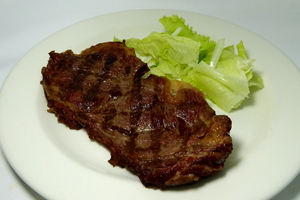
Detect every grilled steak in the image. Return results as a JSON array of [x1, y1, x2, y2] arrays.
[[41, 41, 233, 189]]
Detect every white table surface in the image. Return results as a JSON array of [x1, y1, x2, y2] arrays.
[[0, 0, 299, 199]]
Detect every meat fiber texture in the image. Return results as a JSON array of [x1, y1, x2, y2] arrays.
[[40, 41, 233, 189]]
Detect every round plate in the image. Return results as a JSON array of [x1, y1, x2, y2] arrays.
[[0, 9, 300, 200]]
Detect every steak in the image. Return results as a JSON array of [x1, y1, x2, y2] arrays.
[[41, 41, 233, 189]]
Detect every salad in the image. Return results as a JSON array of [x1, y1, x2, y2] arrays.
[[115, 15, 264, 112]]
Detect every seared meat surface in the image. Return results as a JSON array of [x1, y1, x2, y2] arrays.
[[41, 41, 233, 189]]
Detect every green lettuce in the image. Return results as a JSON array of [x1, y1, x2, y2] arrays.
[[115, 15, 264, 112], [124, 32, 199, 80]]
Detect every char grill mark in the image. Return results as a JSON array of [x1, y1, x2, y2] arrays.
[[41, 41, 233, 189]]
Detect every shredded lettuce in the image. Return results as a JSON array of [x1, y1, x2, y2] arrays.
[[115, 15, 264, 112]]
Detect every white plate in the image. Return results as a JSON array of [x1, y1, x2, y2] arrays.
[[0, 9, 300, 200]]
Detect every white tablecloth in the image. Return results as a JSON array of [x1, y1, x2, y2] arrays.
[[1, 0, 299, 199]]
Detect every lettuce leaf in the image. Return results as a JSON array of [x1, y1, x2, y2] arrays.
[[115, 15, 264, 112], [159, 15, 216, 64], [124, 32, 199, 80]]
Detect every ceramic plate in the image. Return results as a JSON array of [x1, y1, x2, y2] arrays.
[[1, 10, 300, 200]]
